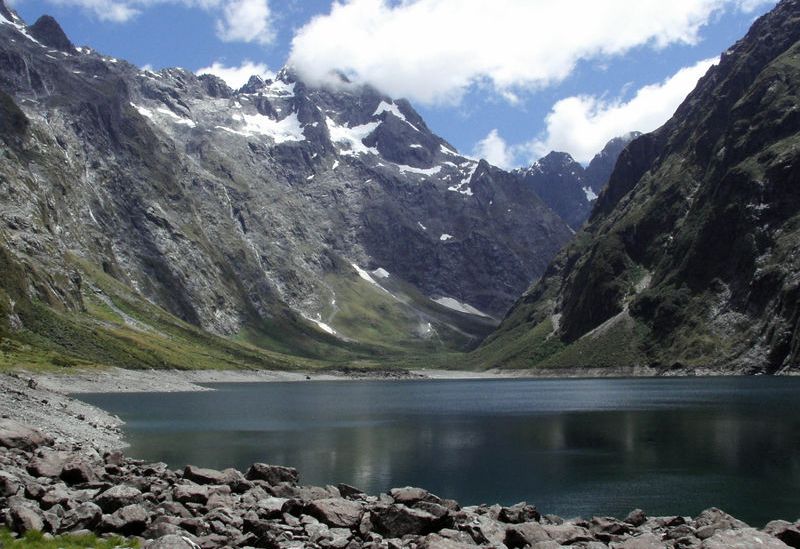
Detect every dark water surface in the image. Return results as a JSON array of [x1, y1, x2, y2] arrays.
[[79, 377, 800, 525]]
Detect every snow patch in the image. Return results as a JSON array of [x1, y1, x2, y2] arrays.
[[396, 164, 442, 176], [373, 100, 420, 131], [440, 234, 453, 241], [332, 160, 340, 170], [327, 117, 379, 156], [417, 222, 427, 231], [372, 268, 390, 279], [583, 186, 598, 201], [156, 107, 196, 127], [448, 161, 478, 195], [433, 297, 489, 318], [440, 144, 459, 156], [130, 103, 153, 119], [352, 263, 378, 285]]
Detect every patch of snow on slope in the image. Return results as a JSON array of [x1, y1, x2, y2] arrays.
[[264, 80, 295, 97], [448, 161, 478, 195], [433, 297, 490, 318], [351, 263, 378, 285], [238, 112, 306, 143], [440, 234, 453, 241], [396, 164, 442, 176], [130, 103, 153, 119], [156, 107, 196, 127], [440, 144, 459, 156], [327, 117, 379, 156], [372, 268, 390, 279], [302, 314, 337, 335], [583, 186, 598, 201], [417, 222, 427, 231], [373, 100, 421, 131]]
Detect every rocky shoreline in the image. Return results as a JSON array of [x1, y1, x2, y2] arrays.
[[1, 419, 799, 549]]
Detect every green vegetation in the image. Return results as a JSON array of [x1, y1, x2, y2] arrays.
[[0, 529, 136, 549]]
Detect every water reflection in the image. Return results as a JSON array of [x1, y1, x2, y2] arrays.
[[80, 377, 800, 525]]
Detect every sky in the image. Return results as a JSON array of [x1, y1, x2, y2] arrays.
[[9, 0, 778, 166]]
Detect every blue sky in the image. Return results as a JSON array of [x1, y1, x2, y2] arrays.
[[10, 0, 777, 165]]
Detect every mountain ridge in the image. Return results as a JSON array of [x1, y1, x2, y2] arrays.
[[479, 0, 800, 375]]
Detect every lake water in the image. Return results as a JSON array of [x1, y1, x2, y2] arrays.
[[78, 377, 800, 525]]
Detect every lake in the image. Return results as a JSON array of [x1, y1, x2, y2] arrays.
[[78, 376, 800, 526]]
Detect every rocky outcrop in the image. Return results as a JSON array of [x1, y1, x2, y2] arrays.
[[0, 423, 796, 548], [481, 0, 800, 374], [514, 134, 639, 230]]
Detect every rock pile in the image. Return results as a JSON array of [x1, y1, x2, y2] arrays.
[[1, 419, 799, 548]]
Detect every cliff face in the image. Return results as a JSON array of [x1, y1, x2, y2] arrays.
[[480, 0, 800, 374], [0, 3, 573, 367]]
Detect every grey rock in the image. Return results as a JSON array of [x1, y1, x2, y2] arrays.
[[542, 523, 594, 545], [625, 509, 647, 527], [246, 463, 300, 485], [144, 534, 201, 549], [506, 521, 551, 547], [498, 502, 540, 524], [183, 465, 227, 485], [0, 470, 20, 496], [59, 501, 102, 531], [370, 504, 443, 537], [173, 483, 210, 505], [611, 533, 667, 548], [95, 484, 143, 512], [417, 533, 477, 549], [389, 487, 436, 505], [0, 420, 53, 451], [701, 528, 791, 548], [100, 503, 150, 535], [764, 520, 800, 548], [27, 449, 67, 478], [308, 497, 365, 528], [60, 458, 98, 485], [5, 499, 45, 533]]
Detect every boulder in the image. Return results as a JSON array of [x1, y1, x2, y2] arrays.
[[95, 484, 143, 512], [463, 515, 507, 546], [0, 470, 20, 497], [183, 465, 227, 485], [60, 501, 102, 531], [173, 483, 210, 505], [542, 523, 594, 545], [389, 486, 437, 505], [144, 534, 201, 549], [701, 528, 791, 548], [60, 458, 97, 485], [613, 534, 668, 548], [100, 503, 150, 536], [245, 463, 299, 485], [370, 504, 444, 537], [506, 521, 551, 547], [417, 533, 477, 549], [27, 449, 67, 478], [625, 509, 647, 527], [499, 502, 540, 524], [5, 500, 45, 533], [308, 498, 365, 528], [0, 420, 53, 450], [764, 520, 800, 548], [39, 483, 71, 509]]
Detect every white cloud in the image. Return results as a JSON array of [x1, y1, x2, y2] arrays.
[[526, 57, 718, 163], [40, 0, 276, 43], [289, 0, 760, 105], [196, 60, 273, 89], [215, 0, 274, 44], [472, 129, 514, 170]]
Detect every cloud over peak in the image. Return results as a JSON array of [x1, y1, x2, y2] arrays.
[[289, 0, 763, 105]]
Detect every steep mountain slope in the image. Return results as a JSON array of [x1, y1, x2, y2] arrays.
[[0, 5, 572, 369], [479, 0, 800, 374], [515, 134, 639, 230]]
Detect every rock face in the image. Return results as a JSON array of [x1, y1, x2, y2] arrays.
[[0, 1, 572, 368], [480, 0, 800, 374], [515, 134, 638, 230], [0, 423, 796, 548]]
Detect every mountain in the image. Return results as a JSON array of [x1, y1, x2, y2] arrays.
[[515, 134, 639, 230], [0, 4, 573, 370], [478, 0, 800, 375]]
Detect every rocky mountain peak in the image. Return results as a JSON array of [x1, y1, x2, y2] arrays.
[[0, 0, 16, 22], [29, 15, 75, 53]]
